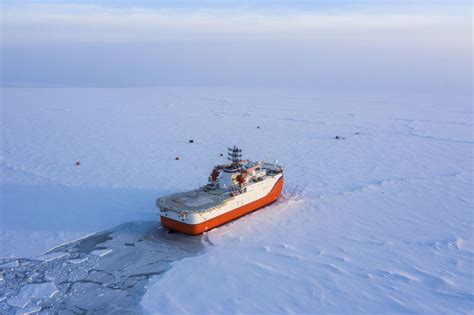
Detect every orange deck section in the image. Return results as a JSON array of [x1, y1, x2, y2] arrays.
[[161, 176, 284, 235]]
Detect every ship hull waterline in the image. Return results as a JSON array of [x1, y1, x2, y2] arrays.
[[161, 177, 284, 235]]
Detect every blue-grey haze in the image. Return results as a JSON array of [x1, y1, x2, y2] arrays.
[[1, 0, 471, 95]]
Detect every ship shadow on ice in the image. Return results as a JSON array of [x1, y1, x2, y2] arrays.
[[0, 221, 210, 314], [46, 220, 209, 255]]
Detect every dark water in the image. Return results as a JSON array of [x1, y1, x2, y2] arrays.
[[0, 221, 209, 314]]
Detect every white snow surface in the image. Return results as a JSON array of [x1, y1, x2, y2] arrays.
[[1, 87, 472, 314]]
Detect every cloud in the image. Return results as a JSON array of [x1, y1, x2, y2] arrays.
[[1, 2, 470, 44], [0, 1, 471, 93]]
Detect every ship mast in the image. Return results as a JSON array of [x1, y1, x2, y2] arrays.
[[228, 145, 242, 170]]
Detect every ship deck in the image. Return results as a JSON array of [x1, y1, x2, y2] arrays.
[[159, 172, 282, 213], [159, 188, 229, 212]]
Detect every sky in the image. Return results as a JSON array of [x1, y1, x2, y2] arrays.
[[0, 0, 471, 94]]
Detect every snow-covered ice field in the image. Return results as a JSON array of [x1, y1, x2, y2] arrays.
[[0, 86, 472, 313]]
